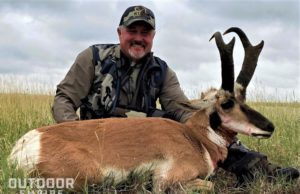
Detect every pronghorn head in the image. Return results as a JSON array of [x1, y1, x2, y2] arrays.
[[190, 27, 274, 139]]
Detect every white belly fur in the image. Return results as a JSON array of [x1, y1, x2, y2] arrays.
[[102, 159, 173, 184]]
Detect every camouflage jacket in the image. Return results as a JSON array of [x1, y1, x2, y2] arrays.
[[52, 44, 192, 123]]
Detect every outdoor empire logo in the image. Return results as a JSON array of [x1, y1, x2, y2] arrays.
[[9, 178, 74, 194]]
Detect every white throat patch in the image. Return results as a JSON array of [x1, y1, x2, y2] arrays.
[[207, 127, 226, 147]]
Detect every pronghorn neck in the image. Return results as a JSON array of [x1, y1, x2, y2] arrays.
[[208, 110, 237, 144], [185, 110, 229, 169], [204, 126, 229, 164]]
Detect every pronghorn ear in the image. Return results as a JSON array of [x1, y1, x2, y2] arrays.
[[201, 92, 205, 99], [234, 83, 246, 102]]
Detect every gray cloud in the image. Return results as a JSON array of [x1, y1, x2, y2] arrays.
[[0, 0, 299, 100]]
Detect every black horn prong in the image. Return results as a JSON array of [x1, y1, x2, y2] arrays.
[[236, 40, 264, 88], [210, 32, 235, 93], [224, 27, 264, 101], [224, 27, 251, 48]]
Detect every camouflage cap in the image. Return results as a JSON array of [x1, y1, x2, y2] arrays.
[[119, 5, 155, 29]]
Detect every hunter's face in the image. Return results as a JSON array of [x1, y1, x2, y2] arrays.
[[118, 22, 155, 62]]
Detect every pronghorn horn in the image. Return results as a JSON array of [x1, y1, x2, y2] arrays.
[[224, 27, 264, 101], [210, 32, 235, 93]]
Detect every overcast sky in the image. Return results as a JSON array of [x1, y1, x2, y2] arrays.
[[0, 0, 299, 101]]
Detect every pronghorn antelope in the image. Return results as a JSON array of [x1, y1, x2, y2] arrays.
[[9, 27, 274, 193]]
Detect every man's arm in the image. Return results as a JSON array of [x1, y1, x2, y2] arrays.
[[52, 47, 94, 123], [158, 67, 193, 123]]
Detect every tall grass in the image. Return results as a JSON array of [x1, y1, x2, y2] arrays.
[[0, 93, 54, 193], [0, 93, 299, 193]]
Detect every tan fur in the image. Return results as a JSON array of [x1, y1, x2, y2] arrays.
[[10, 111, 229, 191], [40, 117, 222, 189]]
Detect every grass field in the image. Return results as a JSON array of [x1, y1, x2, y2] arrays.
[[0, 93, 299, 193]]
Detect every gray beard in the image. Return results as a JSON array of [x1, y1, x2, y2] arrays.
[[128, 48, 146, 62]]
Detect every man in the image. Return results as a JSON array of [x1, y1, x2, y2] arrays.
[[52, 5, 299, 186], [52, 5, 191, 123]]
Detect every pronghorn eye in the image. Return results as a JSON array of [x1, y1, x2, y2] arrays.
[[221, 99, 234, 110]]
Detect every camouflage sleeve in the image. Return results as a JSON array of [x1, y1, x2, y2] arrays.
[[52, 47, 94, 123], [158, 67, 193, 123]]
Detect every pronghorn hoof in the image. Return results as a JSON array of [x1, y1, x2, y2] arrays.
[[185, 179, 214, 191]]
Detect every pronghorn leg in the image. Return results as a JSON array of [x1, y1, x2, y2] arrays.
[[152, 160, 206, 193]]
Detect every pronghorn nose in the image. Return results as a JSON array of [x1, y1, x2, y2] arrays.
[[266, 122, 275, 132]]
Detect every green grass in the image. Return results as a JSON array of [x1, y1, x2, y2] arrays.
[[0, 93, 299, 193], [0, 93, 54, 193]]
